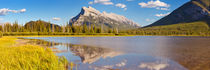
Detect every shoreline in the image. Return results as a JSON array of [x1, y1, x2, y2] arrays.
[[4, 35, 210, 38], [2, 32, 210, 37]]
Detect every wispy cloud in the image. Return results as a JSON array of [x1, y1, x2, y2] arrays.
[[156, 7, 169, 11], [115, 3, 127, 10], [139, 62, 169, 70], [138, 0, 170, 10], [0, 8, 26, 16], [155, 12, 170, 17], [89, 0, 128, 10], [89, 0, 114, 5], [146, 18, 154, 22], [116, 59, 127, 67], [52, 17, 61, 21]]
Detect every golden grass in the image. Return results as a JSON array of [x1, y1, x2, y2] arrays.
[[9, 34, 136, 38], [0, 37, 68, 70]]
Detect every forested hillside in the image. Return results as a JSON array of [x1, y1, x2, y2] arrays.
[[147, 0, 210, 27], [126, 21, 210, 36]]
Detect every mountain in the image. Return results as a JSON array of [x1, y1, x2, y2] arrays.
[[146, 0, 210, 27], [69, 6, 140, 30]]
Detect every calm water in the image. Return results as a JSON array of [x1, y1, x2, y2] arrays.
[[22, 36, 210, 70]]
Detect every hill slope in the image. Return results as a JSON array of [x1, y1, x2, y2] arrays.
[[144, 21, 209, 32], [147, 0, 210, 27], [128, 21, 210, 36], [24, 20, 61, 32]]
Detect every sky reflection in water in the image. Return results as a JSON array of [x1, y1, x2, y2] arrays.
[[22, 36, 210, 70]]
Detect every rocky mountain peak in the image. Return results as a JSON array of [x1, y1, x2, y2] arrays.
[[81, 6, 101, 16], [70, 6, 140, 30]]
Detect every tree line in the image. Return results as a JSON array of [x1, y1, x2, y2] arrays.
[[1, 20, 210, 36], [0, 20, 120, 36], [124, 21, 210, 36]]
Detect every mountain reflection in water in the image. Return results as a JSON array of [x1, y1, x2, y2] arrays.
[[62, 44, 122, 64], [52, 43, 185, 70], [21, 36, 210, 70]]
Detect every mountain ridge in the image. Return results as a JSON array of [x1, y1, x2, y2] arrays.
[[146, 0, 210, 27], [69, 6, 140, 30]]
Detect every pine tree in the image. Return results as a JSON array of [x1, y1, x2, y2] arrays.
[[48, 21, 51, 32], [71, 24, 76, 33], [90, 24, 94, 33], [108, 28, 113, 33], [93, 24, 97, 33], [12, 21, 19, 32], [0, 25, 2, 32], [52, 24, 55, 32], [83, 24, 88, 33]]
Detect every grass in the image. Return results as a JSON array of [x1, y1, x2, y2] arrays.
[[2, 32, 128, 36], [0, 37, 68, 70]]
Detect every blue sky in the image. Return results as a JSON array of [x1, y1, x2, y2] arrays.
[[0, 0, 190, 26]]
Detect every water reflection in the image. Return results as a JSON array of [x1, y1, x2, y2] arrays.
[[21, 36, 198, 70], [64, 44, 122, 64]]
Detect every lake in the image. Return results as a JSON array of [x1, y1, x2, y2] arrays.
[[22, 36, 210, 70]]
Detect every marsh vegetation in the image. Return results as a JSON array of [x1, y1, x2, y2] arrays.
[[0, 37, 68, 70]]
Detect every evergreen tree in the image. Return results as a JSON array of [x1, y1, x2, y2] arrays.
[[83, 24, 88, 33], [93, 24, 97, 33], [108, 28, 113, 33], [48, 21, 52, 32], [0, 25, 3, 32], [71, 24, 76, 33], [12, 21, 19, 32], [90, 24, 94, 33]]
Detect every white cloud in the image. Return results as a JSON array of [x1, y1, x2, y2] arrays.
[[155, 12, 170, 17], [115, 3, 126, 8], [52, 17, 61, 21], [138, 0, 170, 10], [89, 0, 128, 10], [89, 0, 114, 5], [115, 3, 127, 10], [116, 59, 127, 67], [20, 8, 26, 12], [139, 62, 169, 70], [0, 8, 26, 16]]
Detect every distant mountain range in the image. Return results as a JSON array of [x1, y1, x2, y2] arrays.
[[69, 6, 140, 30], [147, 0, 210, 27]]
